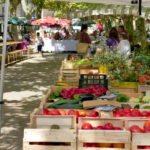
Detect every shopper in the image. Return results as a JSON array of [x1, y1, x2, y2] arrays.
[[118, 25, 129, 38], [118, 33, 131, 58], [80, 24, 91, 44], [106, 27, 120, 51], [36, 32, 44, 56]]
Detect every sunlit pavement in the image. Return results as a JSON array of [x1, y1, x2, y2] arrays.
[[0, 53, 67, 150]]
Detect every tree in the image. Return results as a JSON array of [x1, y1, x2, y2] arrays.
[[44, 0, 98, 18], [29, 0, 45, 18]]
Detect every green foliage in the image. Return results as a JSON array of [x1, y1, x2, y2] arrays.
[[134, 17, 146, 48], [116, 94, 129, 102]]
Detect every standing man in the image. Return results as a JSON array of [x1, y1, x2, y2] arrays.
[[36, 32, 44, 56]]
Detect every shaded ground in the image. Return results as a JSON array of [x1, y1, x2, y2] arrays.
[[0, 53, 67, 150]]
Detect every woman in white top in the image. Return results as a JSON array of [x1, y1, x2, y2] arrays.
[[118, 33, 131, 58]]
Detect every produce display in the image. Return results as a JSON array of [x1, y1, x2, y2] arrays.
[[48, 86, 107, 109], [113, 108, 150, 117], [38, 109, 99, 117], [81, 122, 122, 130]]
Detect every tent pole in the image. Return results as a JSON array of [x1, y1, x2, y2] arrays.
[[139, 0, 142, 15], [0, 0, 9, 132]]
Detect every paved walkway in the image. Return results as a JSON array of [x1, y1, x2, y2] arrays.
[[0, 53, 66, 150]]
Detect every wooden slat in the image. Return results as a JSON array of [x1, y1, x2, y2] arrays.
[[23, 142, 76, 150], [78, 130, 130, 143], [24, 129, 76, 142]]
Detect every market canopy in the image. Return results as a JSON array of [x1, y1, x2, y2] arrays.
[[71, 18, 95, 26], [69, 4, 150, 20], [4, 17, 32, 26], [55, 0, 150, 7]]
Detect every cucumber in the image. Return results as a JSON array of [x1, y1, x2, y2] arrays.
[[47, 99, 70, 108], [53, 104, 83, 109]]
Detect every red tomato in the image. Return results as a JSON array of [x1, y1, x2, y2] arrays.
[[144, 146, 150, 149], [131, 109, 141, 117], [49, 109, 61, 115], [144, 121, 150, 131], [43, 109, 49, 115], [141, 111, 150, 117], [104, 123, 114, 130], [99, 143, 112, 148], [114, 127, 122, 130], [130, 125, 143, 133], [81, 123, 93, 130], [124, 113, 132, 117], [123, 108, 131, 113], [79, 110, 87, 117], [113, 143, 124, 148], [59, 109, 66, 115], [95, 125, 104, 130], [89, 111, 99, 117], [68, 109, 75, 115], [83, 143, 89, 147]]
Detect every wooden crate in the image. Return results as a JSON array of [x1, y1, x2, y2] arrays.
[[79, 68, 99, 75], [138, 85, 150, 93], [23, 128, 76, 150], [111, 87, 138, 93], [62, 60, 75, 70], [30, 108, 76, 129], [78, 118, 131, 150], [125, 119, 150, 150], [60, 69, 79, 82]]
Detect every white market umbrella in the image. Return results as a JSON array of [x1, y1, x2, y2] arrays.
[[0, 0, 9, 132]]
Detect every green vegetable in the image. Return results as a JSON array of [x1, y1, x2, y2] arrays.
[[116, 94, 129, 102], [73, 94, 80, 100], [141, 104, 150, 109], [121, 104, 132, 109], [47, 99, 71, 108], [53, 104, 83, 109], [50, 87, 63, 99], [129, 97, 140, 103], [142, 96, 150, 103], [47, 99, 81, 109], [134, 104, 140, 109]]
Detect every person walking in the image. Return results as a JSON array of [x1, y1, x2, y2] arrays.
[[36, 32, 44, 56]]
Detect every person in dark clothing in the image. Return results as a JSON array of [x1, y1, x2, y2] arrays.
[[80, 24, 91, 43]]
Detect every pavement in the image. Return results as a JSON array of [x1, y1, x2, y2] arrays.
[[0, 53, 67, 150]]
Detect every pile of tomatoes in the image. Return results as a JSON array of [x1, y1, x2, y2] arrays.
[[113, 108, 150, 117]]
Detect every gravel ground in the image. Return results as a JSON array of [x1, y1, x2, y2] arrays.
[[0, 53, 67, 150]]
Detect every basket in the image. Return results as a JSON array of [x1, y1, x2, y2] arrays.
[[76, 43, 89, 54], [79, 74, 108, 89]]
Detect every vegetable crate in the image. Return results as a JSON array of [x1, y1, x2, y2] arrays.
[[24, 108, 77, 150], [125, 119, 150, 150], [138, 85, 150, 93], [79, 68, 99, 75], [30, 108, 101, 128], [79, 74, 108, 89], [59, 69, 79, 82], [110, 87, 138, 94], [23, 128, 76, 150], [30, 108, 76, 129], [78, 118, 131, 150], [62, 60, 75, 70]]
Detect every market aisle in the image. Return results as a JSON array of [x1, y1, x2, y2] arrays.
[[0, 53, 67, 150]]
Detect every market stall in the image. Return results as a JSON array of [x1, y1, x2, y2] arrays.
[[42, 39, 79, 52]]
